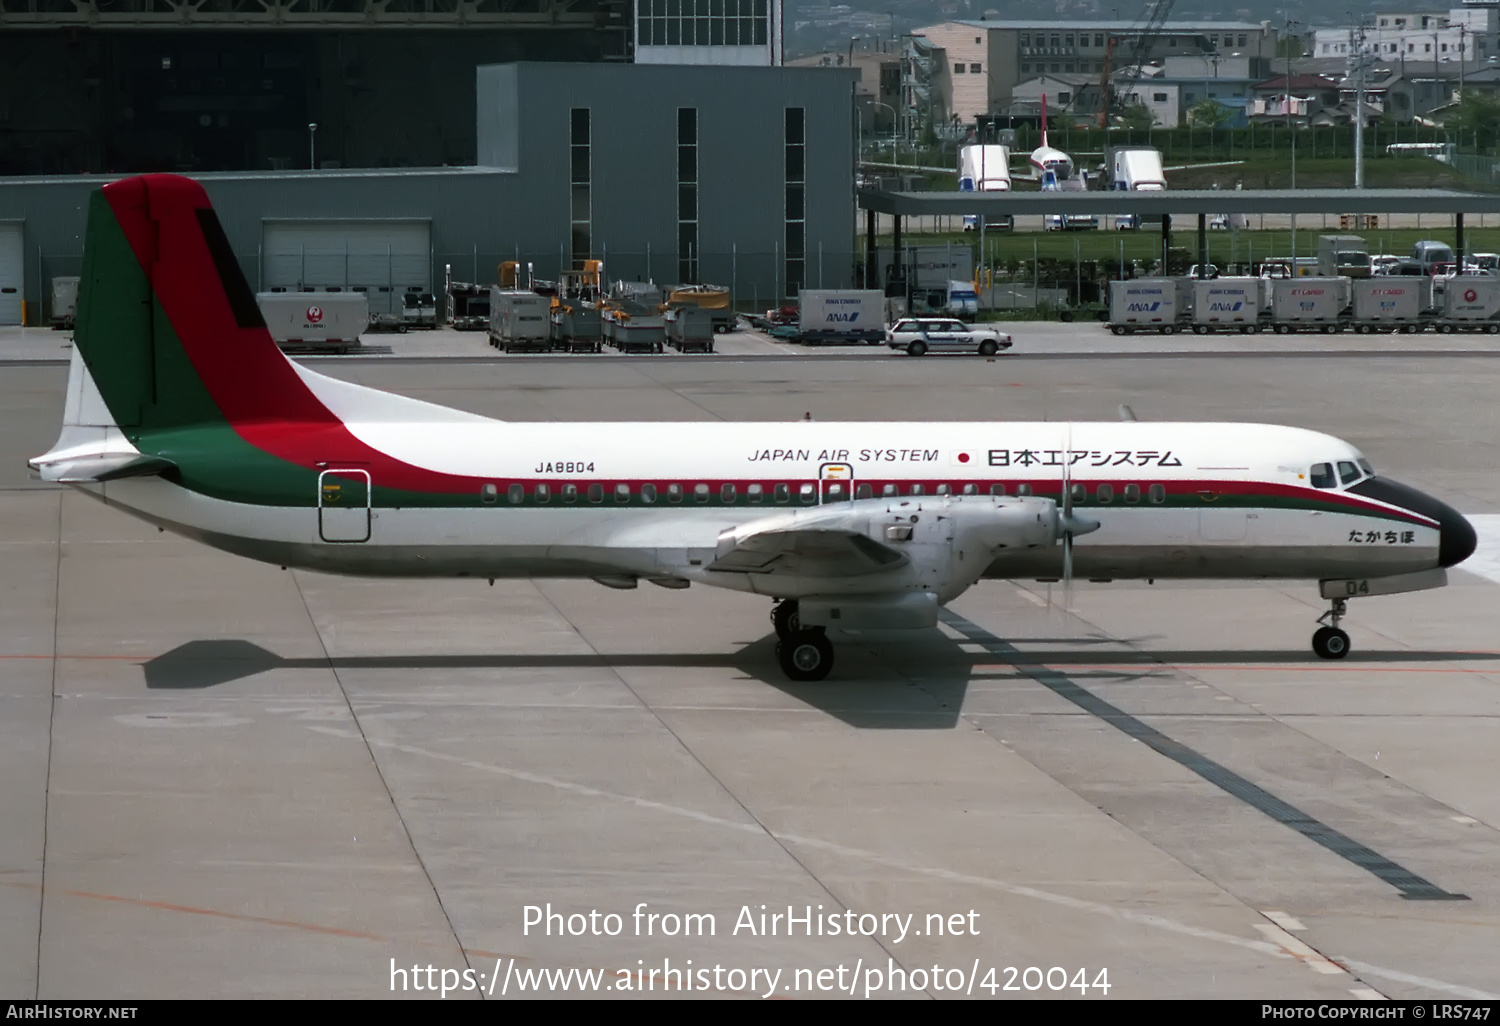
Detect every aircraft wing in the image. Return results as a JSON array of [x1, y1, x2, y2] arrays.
[[708, 505, 909, 578]]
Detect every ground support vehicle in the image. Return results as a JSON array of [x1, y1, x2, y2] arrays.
[[488, 288, 552, 353], [667, 284, 734, 334], [400, 291, 438, 330], [50, 277, 79, 329], [549, 304, 604, 352], [447, 283, 490, 331], [603, 305, 666, 353], [886, 317, 1012, 356], [665, 306, 716, 352], [1189, 277, 1266, 334]]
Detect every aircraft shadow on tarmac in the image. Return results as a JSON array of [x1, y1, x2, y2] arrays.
[[139, 636, 1500, 731]]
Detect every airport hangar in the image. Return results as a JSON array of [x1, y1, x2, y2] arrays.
[[0, 61, 856, 325]]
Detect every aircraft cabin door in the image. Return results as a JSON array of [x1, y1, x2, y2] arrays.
[[318, 468, 372, 543], [819, 463, 854, 504]]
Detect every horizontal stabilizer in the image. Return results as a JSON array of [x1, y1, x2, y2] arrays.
[[31, 452, 176, 484]]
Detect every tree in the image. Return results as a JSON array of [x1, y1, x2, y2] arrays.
[[1440, 91, 1500, 151], [1187, 99, 1234, 129], [1116, 102, 1156, 131]]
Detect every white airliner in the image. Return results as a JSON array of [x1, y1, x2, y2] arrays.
[[1028, 92, 1076, 181], [30, 175, 1477, 680]]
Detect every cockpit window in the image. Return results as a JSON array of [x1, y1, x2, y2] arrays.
[[1338, 460, 1360, 485], [1310, 463, 1336, 489], [1357, 458, 1374, 476]]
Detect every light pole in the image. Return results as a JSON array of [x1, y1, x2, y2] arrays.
[[872, 101, 900, 161], [308, 122, 317, 170], [1283, 12, 1299, 269]]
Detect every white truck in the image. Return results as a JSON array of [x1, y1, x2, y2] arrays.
[[1109, 147, 1165, 230], [256, 291, 369, 350], [797, 289, 886, 344]]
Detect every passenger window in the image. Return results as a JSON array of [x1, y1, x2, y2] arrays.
[[1309, 463, 1336, 489], [507, 484, 523, 504], [480, 483, 498, 504], [1017, 483, 1032, 496], [748, 483, 764, 503], [826, 482, 845, 500], [534, 483, 551, 503], [774, 483, 790, 503], [1070, 483, 1087, 503], [668, 483, 683, 503], [1097, 483, 1114, 503], [1338, 461, 1360, 485], [587, 483, 603, 503], [720, 483, 736, 503], [1148, 483, 1165, 504], [909, 483, 925, 496], [1123, 483, 1140, 503], [856, 483, 872, 499], [882, 483, 898, 497], [936, 483, 951, 495], [989, 483, 1006, 496], [962, 483, 978, 495], [798, 483, 816, 504], [694, 483, 710, 503], [614, 483, 630, 503], [641, 483, 658, 503], [563, 483, 578, 503]]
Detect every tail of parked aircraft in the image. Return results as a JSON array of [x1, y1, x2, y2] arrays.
[[1040, 92, 1049, 150]]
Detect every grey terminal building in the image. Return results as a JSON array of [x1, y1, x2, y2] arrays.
[[0, 61, 857, 325]]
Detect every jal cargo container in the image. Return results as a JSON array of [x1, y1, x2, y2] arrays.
[[1108, 279, 1182, 331], [1270, 278, 1344, 324], [1192, 278, 1260, 325], [488, 288, 551, 352], [1442, 275, 1500, 322], [798, 290, 886, 343], [1352, 278, 1423, 322], [257, 292, 368, 347]]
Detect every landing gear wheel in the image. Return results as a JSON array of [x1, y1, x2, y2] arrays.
[[1312, 626, 1351, 659], [776, 629, 833, 681], [908, 340, 928, 357], [771, 600, 801, 640], [978, 340, 998, 356]]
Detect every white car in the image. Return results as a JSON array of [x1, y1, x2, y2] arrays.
[[886, 318, 1012, 356]]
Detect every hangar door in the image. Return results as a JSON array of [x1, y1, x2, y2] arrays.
[[0, 223, 23, 326], [262, 220, 430, 317]]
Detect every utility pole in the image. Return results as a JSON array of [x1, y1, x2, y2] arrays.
[[1285, 12, 1299, 269], [1350, 19, 1372, 189]]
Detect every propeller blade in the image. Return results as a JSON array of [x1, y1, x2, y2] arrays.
[[1062, 533, 1074, 611]]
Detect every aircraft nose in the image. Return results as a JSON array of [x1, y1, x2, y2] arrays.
[[1438, 503, 1478, 568], [1348, 476, 1476, 568]]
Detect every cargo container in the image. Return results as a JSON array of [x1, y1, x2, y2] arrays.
[[256, 292, 368, 349], [602, 305, 666, 352], [50, 276, 79, 329], [1191, 278, 1261, 331], [488, 288, 551, 352], [665, 306, 716, 352], [1269, 277, 1345, 331], [1351, 278, 1423, 327], [1440, 275, 1500, 330], [1107, 279, 1184, 333], [797, 289, 886, 343]]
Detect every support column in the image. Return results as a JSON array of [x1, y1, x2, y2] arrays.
[[1161, 214, 1171, 274], [891, 214, 903, 296], [865, 207, 878, 289], [1197, 212, 1208, 277], [1456, 211, 1466, 271]]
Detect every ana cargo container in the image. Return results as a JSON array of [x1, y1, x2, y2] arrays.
[[1107, 279, 1185, 333], [1351, 278, 1423, 329], [50, 276, 79, 329], [1191, 278, 1262, 332], [1440, 275, 1500, 331], [797, 289, 885, 343], [1269, 278, 1345, 332], [256, 291, 368, 350], [488, 288, 551, 353]]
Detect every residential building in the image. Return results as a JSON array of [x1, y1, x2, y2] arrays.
[[1311, 7, 1498, 65], [786, 47, 903, 132]]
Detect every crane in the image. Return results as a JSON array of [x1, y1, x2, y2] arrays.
[[1102, 0, 1176, 128]]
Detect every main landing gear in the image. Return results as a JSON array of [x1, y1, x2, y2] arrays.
[[771, 600, 834, 682], [1312, 598, 1351, 660]]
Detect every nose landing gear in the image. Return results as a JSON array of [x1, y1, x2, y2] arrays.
[[1312, 598, 1351, 659]]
